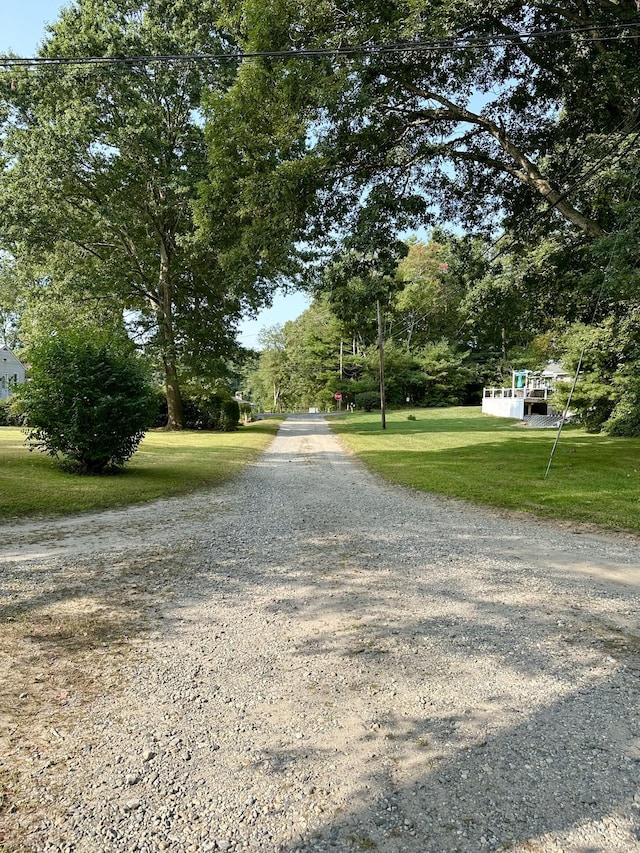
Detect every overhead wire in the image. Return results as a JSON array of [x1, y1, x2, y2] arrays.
[[0, 20, 638, 68], [2, 15, 638, 380], [2, 11, 636, 256]]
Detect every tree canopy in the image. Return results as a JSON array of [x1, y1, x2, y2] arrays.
[[0, 0, 312, 428], [300, 0, 639, 240], [226, 0, 640, 431]]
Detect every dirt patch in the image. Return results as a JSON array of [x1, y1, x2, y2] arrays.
[[0, 547, 180, 850]]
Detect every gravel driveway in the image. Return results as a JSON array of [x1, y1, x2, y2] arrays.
[[2, 413, 640, 853]]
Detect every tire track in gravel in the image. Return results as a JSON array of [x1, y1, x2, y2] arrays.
[[2, 413, 640, 853]]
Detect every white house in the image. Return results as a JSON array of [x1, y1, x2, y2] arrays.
[[0, 348, 26, 401], [482, 362, 571, 422]]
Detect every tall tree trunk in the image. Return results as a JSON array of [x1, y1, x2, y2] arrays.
[[163, 353, 184, 430], [157, 238, 184, 430]]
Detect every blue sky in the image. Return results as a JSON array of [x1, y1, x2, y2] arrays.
[[0, 1, 310, 347], [1, 1, 66, 55]]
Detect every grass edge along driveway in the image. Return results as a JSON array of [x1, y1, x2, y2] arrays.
[[329, 407, 640, 535], [0, 420, 282, 519]]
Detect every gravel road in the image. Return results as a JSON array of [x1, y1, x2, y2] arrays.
[[2, 413, 640, 853]]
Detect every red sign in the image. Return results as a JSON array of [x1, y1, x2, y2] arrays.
[[334, 393, 342, 401]]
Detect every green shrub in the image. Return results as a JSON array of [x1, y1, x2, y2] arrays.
[[181, 396, 211, 430], [603, 375, 640, 437], [0, 398, 25, 426], [220, 398, 240, 431], [605, 398, 640, 437], [239, 402, 253, 423], [17, 331, 157, 474], [182, 391, 240, 431], [152, 389, 170, 428], [606, 410, 640, 437], [355, 391, 380, 412]]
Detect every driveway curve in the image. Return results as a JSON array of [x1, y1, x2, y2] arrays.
[[2, 413, 640, 853]]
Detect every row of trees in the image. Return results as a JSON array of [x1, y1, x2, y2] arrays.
[[1, 0, 638, 439], [246, 230, 640, 429], [246, 235, 478, 412]]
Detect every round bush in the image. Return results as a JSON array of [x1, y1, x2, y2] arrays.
[[605, 407, 640, 437], [0, 398, 25, 426], [19, 332, 157, 474], [220, 398, 240, 431]]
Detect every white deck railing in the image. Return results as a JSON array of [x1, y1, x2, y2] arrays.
[[483, 386, 551, 400]]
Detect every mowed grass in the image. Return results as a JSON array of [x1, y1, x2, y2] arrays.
[[330, 407, 640, 533], [0, 420, 281, 518]]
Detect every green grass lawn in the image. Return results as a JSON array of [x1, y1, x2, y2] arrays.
[[330, 407, 640, 533], [0, 420, 281, 518]]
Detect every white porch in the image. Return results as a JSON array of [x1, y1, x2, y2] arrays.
[[482, 367, 563, 420]]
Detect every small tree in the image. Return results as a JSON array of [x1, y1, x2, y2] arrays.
[[355, 391, 380, 412], [19, 332, 157, 474]]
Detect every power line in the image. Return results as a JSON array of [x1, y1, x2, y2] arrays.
[[544, 123, 640, 214], [0, 21, 638, 68]]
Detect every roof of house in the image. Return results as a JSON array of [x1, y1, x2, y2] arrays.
[[0, 348, 26, 369], [540, 361, 570, 378]]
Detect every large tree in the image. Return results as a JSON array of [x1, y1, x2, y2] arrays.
[[217, 0, 639, 248], [283, 300, 344, 408], [316, 1, 639, 238], [0, 0, 282, 428], [245, 324, 293, 411], [228, 0, 639, 424]]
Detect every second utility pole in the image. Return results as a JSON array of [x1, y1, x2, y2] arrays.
[[377, 299, 386, 430]]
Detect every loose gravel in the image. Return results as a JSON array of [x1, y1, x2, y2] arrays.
[[2, 413, 640, 853]]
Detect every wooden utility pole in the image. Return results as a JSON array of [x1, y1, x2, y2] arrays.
[[377, 299, 386, 430]]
